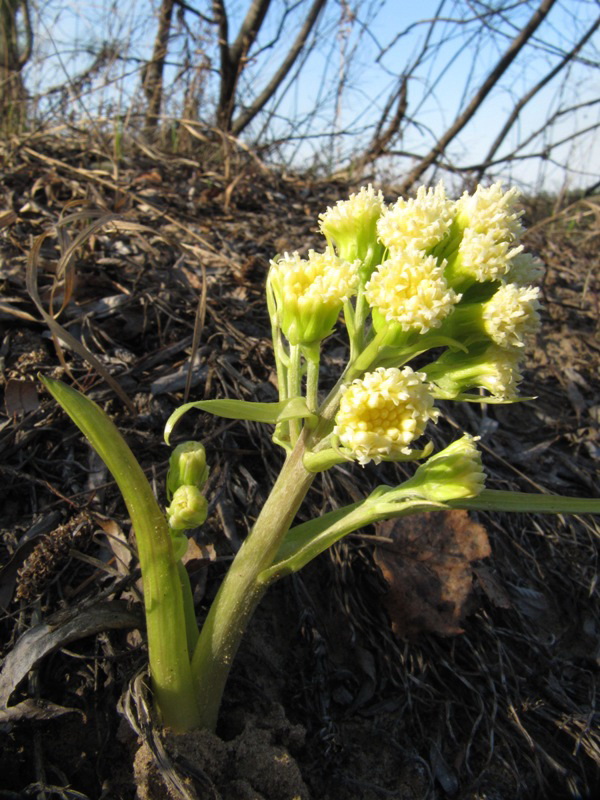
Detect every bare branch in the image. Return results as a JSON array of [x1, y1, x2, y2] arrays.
[[397, 0, 558, 194], [213, 0, 273, 131], [476, 16, 600, 180], [229, 0, 273, 68], [231, 0, 327, 136], [18, 0, 33, 67], [142, 0, 176, 133]]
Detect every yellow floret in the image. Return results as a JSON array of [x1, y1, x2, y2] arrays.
[[504, 252, 545, 285], [365, 248, 460, 334], [424, 343, 524, 400], [377, 181, 454, 251], [334, 367, 439, 465], [456, 182, 523, 240], [319, 184, 384, 242], [457, 228, 523, 282], [483, 284, 541, 348], [478, 345, 524, 399]]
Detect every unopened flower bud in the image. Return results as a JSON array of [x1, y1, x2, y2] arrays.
[[167, 485, 208, 531], [400, 434, 485, 502], [167, 441, 209, 499]]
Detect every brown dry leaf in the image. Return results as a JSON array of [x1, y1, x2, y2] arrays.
[[0, 209, 17, 229], [0, 600, 142, 720], [4, 378, 40, 416], [182, 538, 216, 567], [373, 510, 491, 638], [95, 516, 133, 575], [132, 169, 163, 186]]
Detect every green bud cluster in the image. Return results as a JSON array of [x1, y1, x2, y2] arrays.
[[165, 441, 210, 549]]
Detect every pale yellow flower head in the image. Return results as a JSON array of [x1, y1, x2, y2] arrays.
[[424, 343, 524, 400], [365, 248, 461, 334], [377, 181, 454, 252], [504, 252, 545, 286], [483, 284, 541, 348], [456, 182, 523, 240], [334, 367, 439, 465], [319, 184, 385, 263], [268, 248, 359, 345], [475, 345, 524, 399], [457, 228, 523, 283]]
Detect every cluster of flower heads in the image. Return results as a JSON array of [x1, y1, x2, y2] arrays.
[[267, 181, 543, 467]]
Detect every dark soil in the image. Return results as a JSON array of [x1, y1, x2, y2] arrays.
[[1, 135, 599, 799]]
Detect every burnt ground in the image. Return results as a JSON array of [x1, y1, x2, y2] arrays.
[[0, 133, 599, 800]]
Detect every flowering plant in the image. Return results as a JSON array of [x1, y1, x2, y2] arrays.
[[42, 182, 600, 733]]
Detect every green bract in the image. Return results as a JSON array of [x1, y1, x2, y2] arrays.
[[397, 435, 486, 502]]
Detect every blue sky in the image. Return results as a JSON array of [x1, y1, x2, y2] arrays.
[[28, 0, 600, 191]]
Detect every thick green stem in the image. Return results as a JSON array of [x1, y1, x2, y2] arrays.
[[178, 560, 200, 658], [191, 433, 315, 731], [302, 343, 321, 412], [40, 377, 200, 731]]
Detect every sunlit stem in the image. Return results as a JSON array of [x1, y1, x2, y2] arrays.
[[287, 344, 303, 444], [343, 298, 358, 361], [353, 287, 370, 354], [178, 560, 200, 659], [301, 342, 321, 412], [268, 282, 290, 446], [191, 432, 315, 731], [349, 326, 388, 375]]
